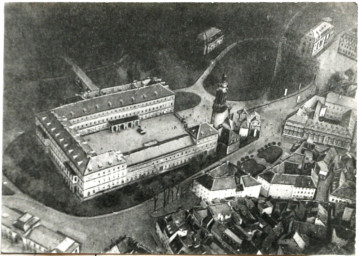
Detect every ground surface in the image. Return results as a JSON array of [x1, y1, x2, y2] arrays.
[[174, 92, 201, 112], [204, 41, 276, 101], [237, 159, 266, 177], [257, 146, 283, 164]]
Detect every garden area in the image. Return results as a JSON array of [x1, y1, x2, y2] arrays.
[[257, 142, 283, 164], [174, 92, 201, 112], [204, 41, 276, 101], [237, 157, 266, 177], [3, 131, 212, 216]]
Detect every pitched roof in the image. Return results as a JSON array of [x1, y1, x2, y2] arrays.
[[197, 27, 222, 41], [258, 171, 275, 182], [295, 176, 316, 189], [331, 185, 356, 200], [326, 92, 356, 110], [27, 225, 66, 250], [241, 176, 261, 187], [219, 128, 240, 145], [187, 123, 218, 141], [51, 83, 174, 120], [271, 174, 298, 185]]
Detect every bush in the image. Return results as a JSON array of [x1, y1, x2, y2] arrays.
[[257, 146, 283, 164]]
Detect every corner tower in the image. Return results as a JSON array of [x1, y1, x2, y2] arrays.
[[211, 73, 229, 129]]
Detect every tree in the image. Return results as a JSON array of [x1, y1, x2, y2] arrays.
[[173, 171, 187, 200], [147, 180, 162, 211]]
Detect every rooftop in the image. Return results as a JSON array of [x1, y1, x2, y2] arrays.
[[27, 225, 66, 250], [83, 114, 188, 155], [241, 176, 261, 187]]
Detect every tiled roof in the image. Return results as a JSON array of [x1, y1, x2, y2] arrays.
[[187, 123, 218, 141], [258, 171, 275, 182], [294, 176, 316, 189], [241, 176, 261, 187], [271, 174, 297, 185], [326, 92, 356, 110], [331, 184, 356, 200], [197, 27, 222, 40], [52, 83, 174, 120], [27, 225, 66, 250]]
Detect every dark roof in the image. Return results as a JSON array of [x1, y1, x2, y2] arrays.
[[52, 83, 174, 120], [258, 171, 275, 182], [331, 185, 356, 200], [109, 115, 139, 126], [219, 128, 240, 145], [169, 235, 184, 254], [295, 176, 316, 189], [196, 175, 214, 190], [187, 123, 218, 141]]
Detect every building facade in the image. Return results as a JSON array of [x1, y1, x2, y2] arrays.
[[338, 29, 357, 60], [283, 92, 356, 150], [197, 27, 224, 55], [2, 206, 80, 253], [298, 20, 334, 57], [192, 162, 261, 202], [36, 80, 218, 200]]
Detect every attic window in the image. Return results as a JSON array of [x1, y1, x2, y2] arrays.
[[78, 161, 83, 166], [64, 143, 69, 148], [154, 91, 158, 96], [42, 116, 47, 121], [143, 94, 147, 99], [59, 138, 64, 142], [70, 111, 75, 116], [55, 133, 60, 137], [95, 104, 99, 109], [83, 108, 87, 113], [46, 122, 51, 126], [51, 128, 56, 132], [68, 149, 74, 154], [108, 101, 112, 107], [119, 99, 124, 105], [131, 97, 135, 102], [73, 154, 78, 159]]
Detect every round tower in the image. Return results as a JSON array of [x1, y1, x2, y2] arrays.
[[211, 73, 230, 129]]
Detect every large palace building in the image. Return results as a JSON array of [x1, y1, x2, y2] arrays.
[[35, 79, 219, 200]]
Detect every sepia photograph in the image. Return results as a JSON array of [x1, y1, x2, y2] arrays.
[[2, 2, 357, 254]]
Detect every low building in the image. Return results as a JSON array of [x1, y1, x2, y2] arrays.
[[192, 162, 261, 202], [197, 27, 224, 55], [283, 92, 356, 150], [256, 154, 317, 200], [298, 20, 334, 57], [338, 28, 357, 60], [235, 109, 261, 138], [1, 206, 80, 253]]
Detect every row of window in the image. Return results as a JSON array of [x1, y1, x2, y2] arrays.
[[71, 97, 174, 124]]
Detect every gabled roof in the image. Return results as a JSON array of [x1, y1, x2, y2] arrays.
[[241, 176, 261, 187], [326, 92, 356, 110], [258, 171, 275, 182], [219, 128, 240, 145], [27, 225, 66, 250], [331, 184, 356, 200], [51, 83, 174, 120], [197, 27, 222, 41], [187, 123, 218, 141]]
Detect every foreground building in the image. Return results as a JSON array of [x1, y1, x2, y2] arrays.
[[1, 206, 80, 253], [36, 79, 218, 200], [257, 153, 317, 200], [283, 92, 356, 150], [338, 28, 357, 60], [298, 19, 335, 57], [192, 162, 261, 202]]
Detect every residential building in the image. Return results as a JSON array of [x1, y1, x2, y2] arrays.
[[283, 92, 357, 150], [256, 154, 317, 200], [235, 109, 261, 138], [1, 206, 80, 253], [192, 162, 261, 202], [197, 27, 224, 55], [338, 28, 357, 60], [298, 20, 334, 57], [36, 80, 218, 200]]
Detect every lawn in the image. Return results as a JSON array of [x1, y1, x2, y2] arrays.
[[174, 92, 201, 112], [257, 146, 283, 164], [203, 41, 276, 101], [237, 159, 266, 176], [2, 184, 15, 196], [3, 131, 206, 216]]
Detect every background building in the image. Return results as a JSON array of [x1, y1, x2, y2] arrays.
[[338, 28, 357, 60], [197, 27, 224, 55], [298, 19, 334, 57]]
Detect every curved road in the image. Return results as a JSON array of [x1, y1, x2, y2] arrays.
[[3, 37, 316, 253]]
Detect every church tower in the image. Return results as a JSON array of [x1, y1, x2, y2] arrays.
[[211, 73, 230, 129]]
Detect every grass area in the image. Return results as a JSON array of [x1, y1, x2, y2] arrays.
[[2, 184, 15, 196], [3, 131, 207, 216], [257, 146, 283, 164], [237, 159, 266, 176], [204, 41, 276, 101], [174, 92, 201, 112]]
